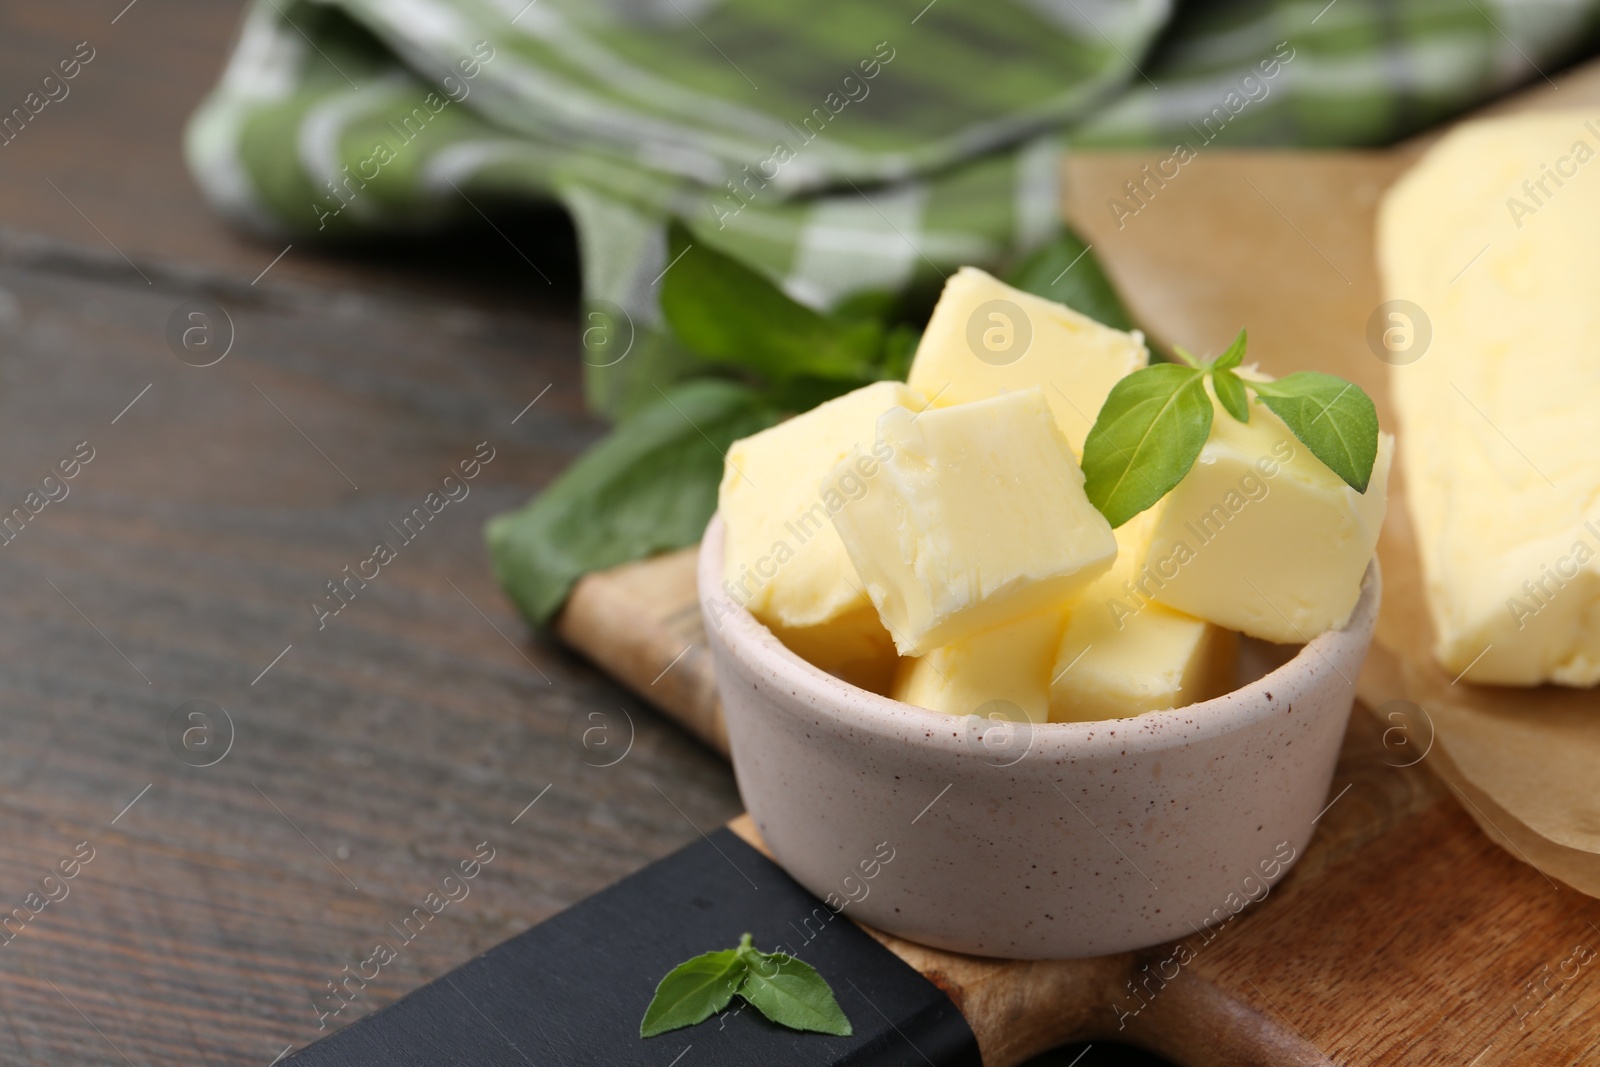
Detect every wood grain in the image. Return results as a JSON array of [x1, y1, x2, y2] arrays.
[[560, 547, 727, 757], [0, 5, 769, 1062], [0, 246, 764, 1066]]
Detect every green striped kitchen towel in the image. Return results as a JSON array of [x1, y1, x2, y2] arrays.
[[188, 0, 1600, 415]]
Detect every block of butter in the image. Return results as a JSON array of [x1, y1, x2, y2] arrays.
[[829, 387, 1116, 657], [1144, 376, 1392, 644], [1381, 112, 1600, 685], [718, 380, 921, 691], [1050, 509, 1237, 722], [891, 608, 1065, 724], [906, 267, 1148, 453], [763, 604, 899, 695]]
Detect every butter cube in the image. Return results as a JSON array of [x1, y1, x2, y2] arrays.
[[830, 387, 1117, 656], [1145, 378, 1392, 643], [768, 602, 899, 695], [1050, 510, 1238, 722], [892, 609, 1066, 723], [1381, 113, 1600, 684], [907, 267, 1148, 453], [719, 380, 921, 688]]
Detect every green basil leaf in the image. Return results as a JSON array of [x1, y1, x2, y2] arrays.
[[736, 942, 852, 1037], [639, 949, 747, 1038], [1081, 364, 1212, 528], [1249, 372, 1380, 492], [1211, 328, 1248, 371], [660, 220, 879, 383], [877, 324, 921, 382], [829, 288, 900, 324], [486, 379, 781, 625], [761, 375, 872, 415], [1003, 228, 1133, 330], [1212, 366, 1250, 424], [583, 322, 715, 421]]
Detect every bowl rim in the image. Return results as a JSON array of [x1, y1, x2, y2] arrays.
[[697, 513, 1381, 760]]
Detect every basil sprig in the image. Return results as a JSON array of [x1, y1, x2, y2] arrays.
[[488, 223, 1125, 627], [640, 933, 852, 1039], [487, 378, 782, 624], [488, 224, 914, 626], [1081, 329, 1380, 528], [660, 223, 912, 388]]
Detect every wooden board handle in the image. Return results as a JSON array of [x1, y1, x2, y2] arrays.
[[558, 545, 728, 756], [726, 814, 1331, 1067]]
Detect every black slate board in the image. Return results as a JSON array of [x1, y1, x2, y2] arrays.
[[287, 828, 981, 1066]]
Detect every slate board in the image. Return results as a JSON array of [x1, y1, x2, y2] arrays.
[[286, 829, 980, 1066]]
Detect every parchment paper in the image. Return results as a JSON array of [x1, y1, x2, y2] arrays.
[[1359, 455, 1600, 897]]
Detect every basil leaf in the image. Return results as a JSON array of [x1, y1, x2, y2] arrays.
[[639, 949, 747, 1038], [762, 375, 875, 415], [1212, 366, 1250, 424], [487, 379, 780, 625], [736, 942, 852, 1037], [878, 324, 921, 383], [829, 288, 900, 324], [1211, 328, 1248, 371], [1081, 364, 1212, 528], [660, 220, 879, 383], [583, 324, 715, 422], [1004, 228, 1133, 330], [1249, 372, 1380, 492]]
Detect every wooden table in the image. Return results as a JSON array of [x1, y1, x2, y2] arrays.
[[0, 4, 765, 1065]]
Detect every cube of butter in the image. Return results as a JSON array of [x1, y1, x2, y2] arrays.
[[829, 387, 1117, 656], [718, 380, 920, 689], [906, 267, 1148, 454], [1050, 509, 1238, 722], [766, 602, 900, 695], [1146, 378, 1392, 643], [892, 608, 1066, 723]]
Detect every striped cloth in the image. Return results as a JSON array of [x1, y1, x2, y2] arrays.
[[187, 0, 1600, 414]]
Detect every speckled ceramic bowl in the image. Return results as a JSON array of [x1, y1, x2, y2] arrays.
[[698, 515, 1381, 959]]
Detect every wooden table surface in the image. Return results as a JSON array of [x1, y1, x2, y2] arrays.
[[0, 4, 764, 1065]]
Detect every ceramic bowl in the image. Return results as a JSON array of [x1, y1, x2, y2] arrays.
[[697, 516, 1380, 959]]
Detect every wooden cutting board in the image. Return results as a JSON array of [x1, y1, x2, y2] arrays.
[[554, 66, 1600, 1067]]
